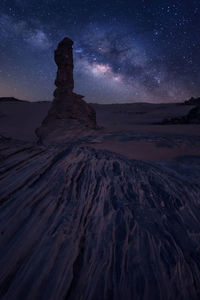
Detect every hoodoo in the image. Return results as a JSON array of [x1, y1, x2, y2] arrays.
[[36, 37, 96, 143], [54, 37, 75, 97]]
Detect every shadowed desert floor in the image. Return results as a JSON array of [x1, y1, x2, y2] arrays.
[[0, 98, 200, 161]]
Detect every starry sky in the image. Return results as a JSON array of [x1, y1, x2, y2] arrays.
[[0, 0, 200, 103]]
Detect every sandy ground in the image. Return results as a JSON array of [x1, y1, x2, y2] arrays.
[[0, 100, 51, 141], [0, 98, 200, 161], [90, 103, 200, 161]]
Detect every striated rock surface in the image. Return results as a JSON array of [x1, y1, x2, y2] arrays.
[[186, 105, 200, 123], [0, 136, 200, 300], [36, 37, 96, 143]]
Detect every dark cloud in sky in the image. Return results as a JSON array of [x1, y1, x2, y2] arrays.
[[0, 0, 199, 103]]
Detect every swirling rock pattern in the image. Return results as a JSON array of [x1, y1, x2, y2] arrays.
[[0, 137, 200, 300]]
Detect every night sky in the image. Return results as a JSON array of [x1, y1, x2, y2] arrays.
[[0, 0, 199, 103]]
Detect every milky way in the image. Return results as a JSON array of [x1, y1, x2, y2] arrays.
[[0, 0, 200, 103]]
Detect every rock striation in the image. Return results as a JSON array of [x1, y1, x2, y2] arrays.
[[36, 37, 96, 143], [0, 136, 200, 300]]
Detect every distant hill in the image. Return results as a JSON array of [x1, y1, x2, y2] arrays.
[[0, 97, 26, 103], [0, 97, 51, 104]]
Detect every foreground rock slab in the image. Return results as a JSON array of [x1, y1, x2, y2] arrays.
[[0, 136, 200, 300]]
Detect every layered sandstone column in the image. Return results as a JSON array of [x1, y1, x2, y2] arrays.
[[54, 37, 74, 98], [36, 37, 97, 143]]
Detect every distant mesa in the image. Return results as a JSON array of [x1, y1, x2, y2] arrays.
[[36, 37, 97, 143], [160, 96, 200, 125], [0, 97, 26, 103], [54, 37, 74, 98], [184, 96, 200, 106]]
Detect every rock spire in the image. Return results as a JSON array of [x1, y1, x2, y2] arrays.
[[54, 37, 74, 98], [36, 37, 97, 143]]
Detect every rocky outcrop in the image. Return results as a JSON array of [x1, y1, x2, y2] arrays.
[[0, 136, 200, 300], [36, 37, 96, 143], [159, 97, 200, 125], [184, 96, 200, 106], [161, 105, 200, 124], [53, 37, 74, 98]]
